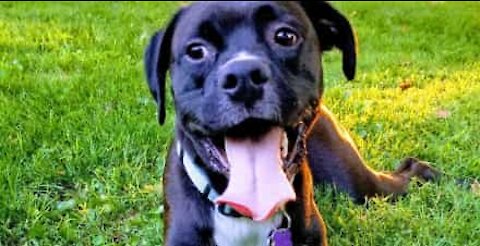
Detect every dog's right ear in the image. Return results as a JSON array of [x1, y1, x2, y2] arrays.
[[144, 10, 183, 125]]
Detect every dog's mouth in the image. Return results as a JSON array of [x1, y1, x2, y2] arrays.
[[201, 119, 303, 173], [195, 105, 317, 220], [200, 119, 296, 221]]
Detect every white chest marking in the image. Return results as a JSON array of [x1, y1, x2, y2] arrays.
[[213, 210, 282, 246]]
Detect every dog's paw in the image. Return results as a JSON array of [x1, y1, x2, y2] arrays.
[[395, 157, 442, 182]]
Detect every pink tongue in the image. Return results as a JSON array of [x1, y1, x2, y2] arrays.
[[215, 127, 296, 221]]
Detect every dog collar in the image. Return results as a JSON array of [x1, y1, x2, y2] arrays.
[[176, 141, 244, 217]]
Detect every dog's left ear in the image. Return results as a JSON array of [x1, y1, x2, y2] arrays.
[[144, 10, 184, 125], [299, 1, 357, 80]]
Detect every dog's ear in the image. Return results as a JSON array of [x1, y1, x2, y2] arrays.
[[144, 10, 183, 125], [299, 1, 357, 80]]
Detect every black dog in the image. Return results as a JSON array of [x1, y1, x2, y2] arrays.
[[144, 2, 440, 245]]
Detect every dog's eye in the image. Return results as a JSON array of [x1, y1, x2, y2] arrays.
[[274, 28, 299, 47], [186, 43, 208, 60]]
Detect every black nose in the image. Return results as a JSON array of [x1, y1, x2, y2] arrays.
[[219, 60, 271, 103]]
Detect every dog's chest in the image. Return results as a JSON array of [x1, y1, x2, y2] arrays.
[[213, 210, 282, 246]]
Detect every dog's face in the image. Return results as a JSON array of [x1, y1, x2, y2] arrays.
[[145, 1, 356, 221], [171, 1, 322, 134]]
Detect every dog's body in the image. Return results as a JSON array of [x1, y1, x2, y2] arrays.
[[144, 2, 440, 245]]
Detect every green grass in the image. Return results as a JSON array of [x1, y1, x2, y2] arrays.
[[0, 1, 479, 245]]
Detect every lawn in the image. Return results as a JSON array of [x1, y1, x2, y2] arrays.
[[0, 1, 479, 245]]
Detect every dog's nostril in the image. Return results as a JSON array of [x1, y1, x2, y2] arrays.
[[250, 69, 269, 85], [223, 74, 238, 90]]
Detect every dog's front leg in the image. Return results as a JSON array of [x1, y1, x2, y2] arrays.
[[306, 105, 441, 202]]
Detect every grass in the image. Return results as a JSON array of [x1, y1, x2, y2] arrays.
[[0, 1, 479, 245]]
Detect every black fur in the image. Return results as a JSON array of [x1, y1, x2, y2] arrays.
[[145, 2, 356, 245]]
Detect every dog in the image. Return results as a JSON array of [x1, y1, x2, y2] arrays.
[[143, 2, 440, 245]]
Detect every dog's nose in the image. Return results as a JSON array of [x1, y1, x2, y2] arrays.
[[219, 60, 271, 103]]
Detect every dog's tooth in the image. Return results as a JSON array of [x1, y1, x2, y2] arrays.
[[281, 132, 288, 158]]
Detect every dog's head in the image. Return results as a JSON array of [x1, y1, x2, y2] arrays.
[[145, 1, 356, 221]]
